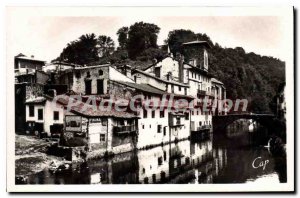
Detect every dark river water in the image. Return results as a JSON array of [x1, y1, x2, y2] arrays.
[[21, 121, 287, 184]]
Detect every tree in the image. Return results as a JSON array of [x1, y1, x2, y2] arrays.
[[166, 30, 215, 56], [97, 35, 115, 58], [166, 29, 198, 55], [57, 33, 99, 65], [166, 29, 285, 113], [117, 27, 129, 50], [127, 22, 160, 59]]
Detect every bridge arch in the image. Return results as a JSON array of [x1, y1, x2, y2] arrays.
[[212, 114, 275, 133]]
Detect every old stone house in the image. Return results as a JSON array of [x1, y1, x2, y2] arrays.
[[14, 53, 46, 75]]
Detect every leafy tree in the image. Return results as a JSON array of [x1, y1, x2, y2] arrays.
[[57, 33, 99, 65], [117, 27, 129, 50], [127, 22, 160, 59], [166, 29, 285, 113], [166, 29, 197, 55], [97, 35, 115, 58]]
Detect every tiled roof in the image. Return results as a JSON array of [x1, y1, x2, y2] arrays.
[[211, 78, 224, 85], [113, 80, 194, 100], [112, 80, 166, 95], [132, 69, 190, 87], [15, 56, 46, 63], [53, 95, 137, 119], [74, 64, 110, 70], [182, 40, 212, 48], [47, 61, 82, 67]]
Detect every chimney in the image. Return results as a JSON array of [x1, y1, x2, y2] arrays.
[[178, 54, 184, 83], [31, 55, 34, 59]]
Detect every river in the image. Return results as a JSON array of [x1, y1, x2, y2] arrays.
[[20, 120, 287, 184]]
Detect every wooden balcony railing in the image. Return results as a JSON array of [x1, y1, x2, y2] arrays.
[[197, 125, 211, 131], [197, 90, 206, 96], [113, 125, 136, 134]]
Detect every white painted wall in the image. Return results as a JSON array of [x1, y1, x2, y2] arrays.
[[43, 100, 65, 135], [109, 66, 134, 82], [145, 57, 180, 81], [138, 145, 169, 184], [137, 108, 169, 148], [26, 104, 44, 123], [26, 100, 65, 135]]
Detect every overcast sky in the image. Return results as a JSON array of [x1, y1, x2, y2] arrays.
[[7, 15, 286, 62]]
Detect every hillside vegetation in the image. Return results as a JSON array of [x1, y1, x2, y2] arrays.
[[54, 22, 285, 113]]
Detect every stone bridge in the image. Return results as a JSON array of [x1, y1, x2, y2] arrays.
[[212, 113, 275, 132]]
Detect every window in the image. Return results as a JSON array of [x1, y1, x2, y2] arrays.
[[161, 171, 166, 181], [185, 112, 189, 120], [75, 71, 81, 78], [143, 109, 147, 118], [160, 110, 165, 118], [86, 71, 91, 78], [179, 86, 181, 91], [142, 125, 145, 129], [152, 110, 155, 118], [163, 151, 167, 161], [85, 80, 92, 95], [154, 67, 161, 78], [53, 111, 59, 120], [149, 125, 151, 128], [38, 109, 43, 120], [158, 157, 163, 166], [152, 174, 156, 183], [171, 85, 174, 93], [97, 79, 104, 94], [157, 125, 162, 133], [29, 105, 34, 117], [119, 120, 125, 126], [176, 117, 181, 125], [184, 88, 187, 95], [163, 127, 166, 136], [100, 134, 106, 142], [199, 121, 202, 126], [144, 177, 149, 184], [102, 118, 107, 126], [98, 69, 103, 76]]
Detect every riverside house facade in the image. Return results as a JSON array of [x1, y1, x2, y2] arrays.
[[21, 41, 226, 159], [132, 41, 226, 138]]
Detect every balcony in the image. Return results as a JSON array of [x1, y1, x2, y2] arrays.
[[113, 125, 136, 134], [196, 125, 211, 131], [206, 91, 215, 98], [197, 90, 206, 96]]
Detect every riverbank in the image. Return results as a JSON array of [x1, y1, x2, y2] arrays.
[[15, 135, 65, 177]]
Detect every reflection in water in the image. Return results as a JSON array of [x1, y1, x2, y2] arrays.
[[24, 122, 286, 184]]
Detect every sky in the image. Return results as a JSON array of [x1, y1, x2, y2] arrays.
[[7, 14, 286, 63]]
